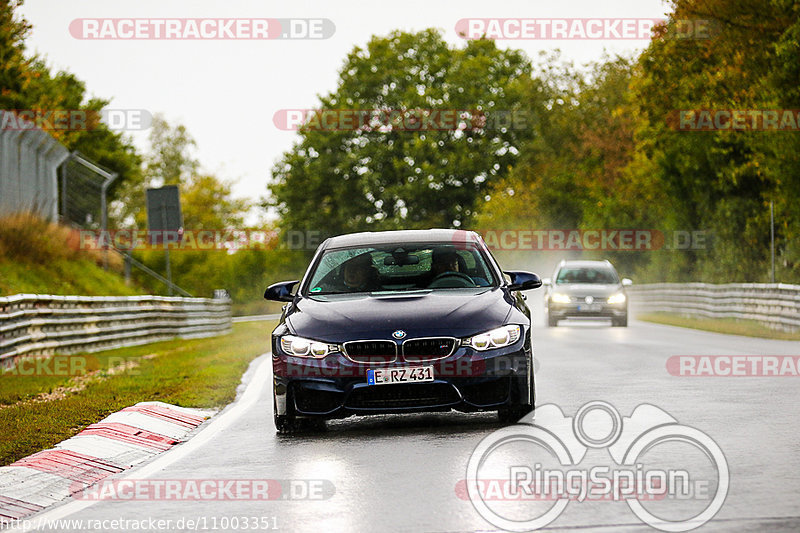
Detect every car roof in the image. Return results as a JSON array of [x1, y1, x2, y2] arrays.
[[558, 260, 614, 268], [322, 229, 480, 249]]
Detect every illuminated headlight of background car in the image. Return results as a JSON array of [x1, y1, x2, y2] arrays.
[[550, 292, 572, 304], [462, 325, 521, 351], [280, 335, 338, 358], [607, 292, 627, 305]]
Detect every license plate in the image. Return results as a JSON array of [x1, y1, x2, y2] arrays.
[[367, 366, 434, 385], [578, 303, 602, 312]]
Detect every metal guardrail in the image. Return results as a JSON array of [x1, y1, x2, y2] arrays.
[[628, 282, 800, 332], [0, 294, 232, 367]]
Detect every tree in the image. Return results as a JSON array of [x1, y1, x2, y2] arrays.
[[268, 29, 534, 239], [629, 0, 800, 281]]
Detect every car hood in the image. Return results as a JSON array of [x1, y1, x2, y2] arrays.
[[552, 284, 622, 297], [286, 289, 516, 342]]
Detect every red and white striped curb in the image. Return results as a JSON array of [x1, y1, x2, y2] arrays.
[[0, 401, 210, 525]]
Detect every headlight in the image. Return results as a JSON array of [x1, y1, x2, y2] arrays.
[[607, 292, 626, 305], [550, 292, 571, 304], [463, 325, 521, 351], [280, 335, 337, 358]]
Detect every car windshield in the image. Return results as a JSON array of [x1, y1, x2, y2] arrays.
[[304, 242, 497, 295], [556, 267, 618, 284]]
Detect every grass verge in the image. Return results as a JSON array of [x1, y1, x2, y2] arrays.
[[0, 321, 274, 466], [0, 212, 145, 297], [637, 313, 800, 341]]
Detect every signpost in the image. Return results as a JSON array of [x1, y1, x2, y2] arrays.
[[146, 186, 183, 296]]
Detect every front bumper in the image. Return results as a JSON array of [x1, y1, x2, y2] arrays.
[[548, 302, 627, 320], [272, 342, 532, 419]]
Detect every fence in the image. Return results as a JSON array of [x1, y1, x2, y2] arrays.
[[0, 294, 232, 368], [628, 282, 800, 332], [0, 110, 70, 220]]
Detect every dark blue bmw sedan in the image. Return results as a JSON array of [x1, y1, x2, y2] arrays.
[[264, 229, 541, 433]]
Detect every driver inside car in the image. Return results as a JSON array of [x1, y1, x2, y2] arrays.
[[340, 254, 381, 292], [431, 249, 460, 277], [428, 248, 477, 288], [429, 248, 490, 287]]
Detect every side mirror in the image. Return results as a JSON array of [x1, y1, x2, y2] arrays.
[[264, 280, 300, 302], [505, 271, 542, 291], [621, 278, 633, 287], [541, 277, 552, 286]]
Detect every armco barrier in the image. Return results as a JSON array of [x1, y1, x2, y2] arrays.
[[0, 294, 231, 367], [628, 282, 800, 332]]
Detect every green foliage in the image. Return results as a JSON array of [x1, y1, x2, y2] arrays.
[[268, 29, 534, 236], [477, 2, 800, 283], [0, 213, 143, 296]]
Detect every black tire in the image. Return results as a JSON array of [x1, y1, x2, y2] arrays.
[[612, 315, 628, 327], [273, 393, 297, 434], [547, 312, 559, 327], [498, 364, 535, 423], [274, 391, 326, 434]]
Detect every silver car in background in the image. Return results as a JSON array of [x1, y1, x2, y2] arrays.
[[543, 260, 632, 327]]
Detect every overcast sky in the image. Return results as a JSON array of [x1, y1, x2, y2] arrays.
[[20, 0, 670, 214]]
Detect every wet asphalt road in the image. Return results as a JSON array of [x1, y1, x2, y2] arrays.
[[27, 295, 800, 532]]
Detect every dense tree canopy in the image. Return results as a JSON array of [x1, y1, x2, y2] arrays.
[[268, 29, 536, 237]]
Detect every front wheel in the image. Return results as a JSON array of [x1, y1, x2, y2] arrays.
[[546, 312, 559, 327], [612, 315, 628, 327], [498, 367, 535, 423], [273, 392, 297, 434]]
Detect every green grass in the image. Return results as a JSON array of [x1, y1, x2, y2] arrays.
[[0, 257, 143, 297], [0, 321, 275, 466], [0, 212, 145, 297], [637, 313, 800, 341]]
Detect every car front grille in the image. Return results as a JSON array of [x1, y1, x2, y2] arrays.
[[402, 338, 456, 361], [346, 383, 460, 409], [343, 340, 397, 363]]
